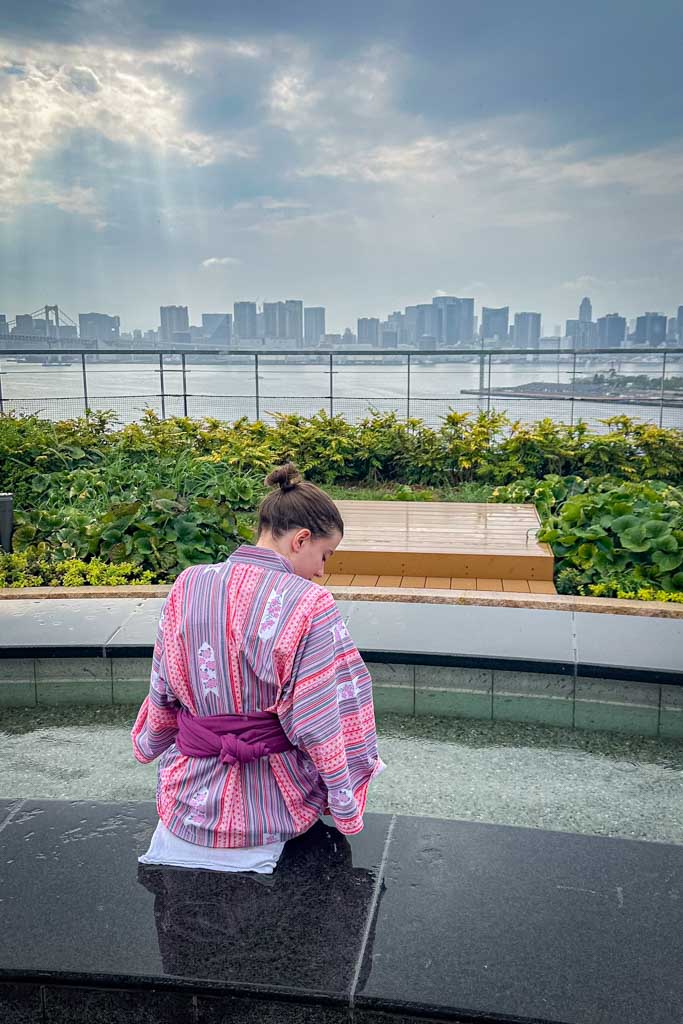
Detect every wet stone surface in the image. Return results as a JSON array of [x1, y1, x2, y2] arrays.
[[0, 800, 682, 1024], [1, 707, 682, 845]]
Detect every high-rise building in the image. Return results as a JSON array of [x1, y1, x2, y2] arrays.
[[667, 317, 678, 341], [304, 307, 326, 346], [263, 302, 286, 339], [202, 313, 232, 345], [678, 306, 683, 343], [0, 315, 7, 337], [159, 306, 188, 344], [387, 311, 406, 345], [342, 328, 356, 346], [233, 301, 257, 340], [79, 312, 121, 341], [431, 296, 456, 343], [579, 297, 592, 323], [58, 325, 77, 339], [457, 298, 475, 342], [381, 328, 399, 349], [357, 317, 380, 345], [429, 296, 474, 344], [404, 306, 419, 345], [284, 300, 303, 345], [416, 303, 438, 342], [635, 313, 667, 347], [597, 314, 626, 346], [481, 306, 509, 341], [513, 312, 541, 348], [15, 314, 35, 336], [566, 317, 597, 348]]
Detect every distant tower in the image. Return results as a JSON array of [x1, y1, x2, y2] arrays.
[[579, 296, 592, 323]]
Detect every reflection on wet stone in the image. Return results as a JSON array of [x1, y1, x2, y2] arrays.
[[137, 820, 384, 995]]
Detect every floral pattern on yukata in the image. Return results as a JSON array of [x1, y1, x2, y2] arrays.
[[186, 785, 210, 825], [258, 587, 284, 640], [198, 642, 219, 696], [331, 620, 350, 645], [337, 677, 361, 702], [329, 787, 355, 811]]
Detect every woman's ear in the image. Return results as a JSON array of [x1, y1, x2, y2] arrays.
[[292, 528, 312, 551]]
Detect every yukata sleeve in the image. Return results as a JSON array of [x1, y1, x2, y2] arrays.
[[131, 581, 184, 764], [277, 589, 384, 835]]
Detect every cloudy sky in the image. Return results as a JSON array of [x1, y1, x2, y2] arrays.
[[1, 0, 682, 333]]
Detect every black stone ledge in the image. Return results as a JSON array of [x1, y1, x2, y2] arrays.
[[1, 642, 681, 686], [1, 801, 682, 1024]]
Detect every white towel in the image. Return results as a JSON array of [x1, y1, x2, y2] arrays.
[[139, 820, 285, 874]]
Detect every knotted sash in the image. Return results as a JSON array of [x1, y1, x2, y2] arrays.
[[175, 708, 295, 766]]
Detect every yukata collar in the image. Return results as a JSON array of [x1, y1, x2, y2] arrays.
[[230, 544, 295, 575]]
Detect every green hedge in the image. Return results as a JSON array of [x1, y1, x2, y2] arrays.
[[1, 409, 682, 598]]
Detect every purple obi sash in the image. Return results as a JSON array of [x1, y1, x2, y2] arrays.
[[175, 708, 295, 766]]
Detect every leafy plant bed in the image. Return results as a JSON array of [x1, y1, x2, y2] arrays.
[[1, 409, 682, 600]]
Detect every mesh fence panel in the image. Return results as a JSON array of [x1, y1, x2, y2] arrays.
[[1, 350, 681, 429]]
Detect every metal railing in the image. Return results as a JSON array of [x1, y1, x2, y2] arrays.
[[0, 345, 681, 429]]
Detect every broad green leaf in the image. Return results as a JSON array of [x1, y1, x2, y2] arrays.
[[643, 520, 670, 539], [653, 535, 678, 553], [611, 515, 639, 533], [652, 550, 683, 571], [620, 526, 651, 552]]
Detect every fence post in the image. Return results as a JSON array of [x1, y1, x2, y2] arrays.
[[406, 352, 411, 420], [159, 353, 166, 420], [570, 349, 577, 426], [486, 353, 492, 412], [0, 363, 4, 415], [329, 353, 334, 417], [81, 352, 89, 416], [0, 493, 12, 552], [181, 353, 188, 418], [254, 353, 260, 421], [655, 352, 667, 428]]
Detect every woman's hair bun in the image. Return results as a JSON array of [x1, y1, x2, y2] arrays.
[[265, 462, 303, 492]]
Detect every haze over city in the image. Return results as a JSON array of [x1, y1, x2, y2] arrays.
[[1, 1, 682, 334]]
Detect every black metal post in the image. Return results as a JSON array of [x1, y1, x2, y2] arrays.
[[486, 353, 492, 412], [159, 353, 166, 419], [181, 353, 188, 418], [655, 352, 667, 428], [406, 352, 411, 420], [0, 493, 13, 553], [329, 353, 334, 417], [81, 353, 89, 415], [254, 353, 260, 420], [0, 364, 4, 415], [570, 349, 577, 426]]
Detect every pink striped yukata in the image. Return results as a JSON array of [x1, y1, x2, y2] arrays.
[[132, 545, 385, 848]]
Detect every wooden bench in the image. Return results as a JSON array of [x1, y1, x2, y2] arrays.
[[323, 501, 556, 594]]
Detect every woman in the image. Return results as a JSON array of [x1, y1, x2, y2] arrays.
[[133, 463, 384, 873]]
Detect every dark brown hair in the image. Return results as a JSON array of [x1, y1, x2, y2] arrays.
[[257, 463, 344, 540]]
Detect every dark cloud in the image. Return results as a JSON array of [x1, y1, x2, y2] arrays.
[[1, 0, 682, 330]]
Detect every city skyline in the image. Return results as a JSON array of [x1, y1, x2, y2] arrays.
[[3, 293, 682, 348], [1, 2, 682, 332]]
